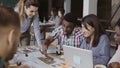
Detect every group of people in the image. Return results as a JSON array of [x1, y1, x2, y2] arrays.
[[15, 0, 65, 46], [42, 13, 120, 68], [0, 0, 120, 68], [42, 13, 110, 66], [48, 8, 65, 27]]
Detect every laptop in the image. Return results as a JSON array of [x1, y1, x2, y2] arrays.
[[63, 45, 93, 68]]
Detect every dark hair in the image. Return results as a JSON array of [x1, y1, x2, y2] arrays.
[[24, 0, 39, 8], [58, 8, 65, 15], [64, 13, 79, 26], [51, 8, 58, 16], [0, 5, 20, 28], [17, 0, 39, 24], [82, 14, 105, 47], [115, 18, 120, 28]]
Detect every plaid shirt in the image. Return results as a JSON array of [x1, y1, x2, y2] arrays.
[[51, 26, 83, 48]]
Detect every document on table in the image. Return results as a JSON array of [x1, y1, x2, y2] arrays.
[[10, 46, 70, 68], [28, 51, 45, 58]]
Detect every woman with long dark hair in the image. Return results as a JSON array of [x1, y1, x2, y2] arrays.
[[80, 14, 110, 66]]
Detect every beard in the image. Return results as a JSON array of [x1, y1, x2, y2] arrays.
[[5, 41, 18, 62]]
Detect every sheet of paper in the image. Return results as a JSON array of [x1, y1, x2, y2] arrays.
[[28, 51, 45, 58], [22, 59, 49, 68]]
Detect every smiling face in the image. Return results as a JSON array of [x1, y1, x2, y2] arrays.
[[82, 23, 95, 38], [114, 26, 120, 45], [25, 5, 38, 18]]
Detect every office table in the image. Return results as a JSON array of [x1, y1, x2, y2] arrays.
[[9, 46, 67, 68], [9, 46, 107, 68]]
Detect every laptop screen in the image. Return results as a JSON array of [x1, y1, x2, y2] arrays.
[[63, 45, 93, 68]]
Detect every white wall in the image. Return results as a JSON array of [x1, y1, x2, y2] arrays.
[[64, 0, 71, 14], [83, 0, 98, 17]]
